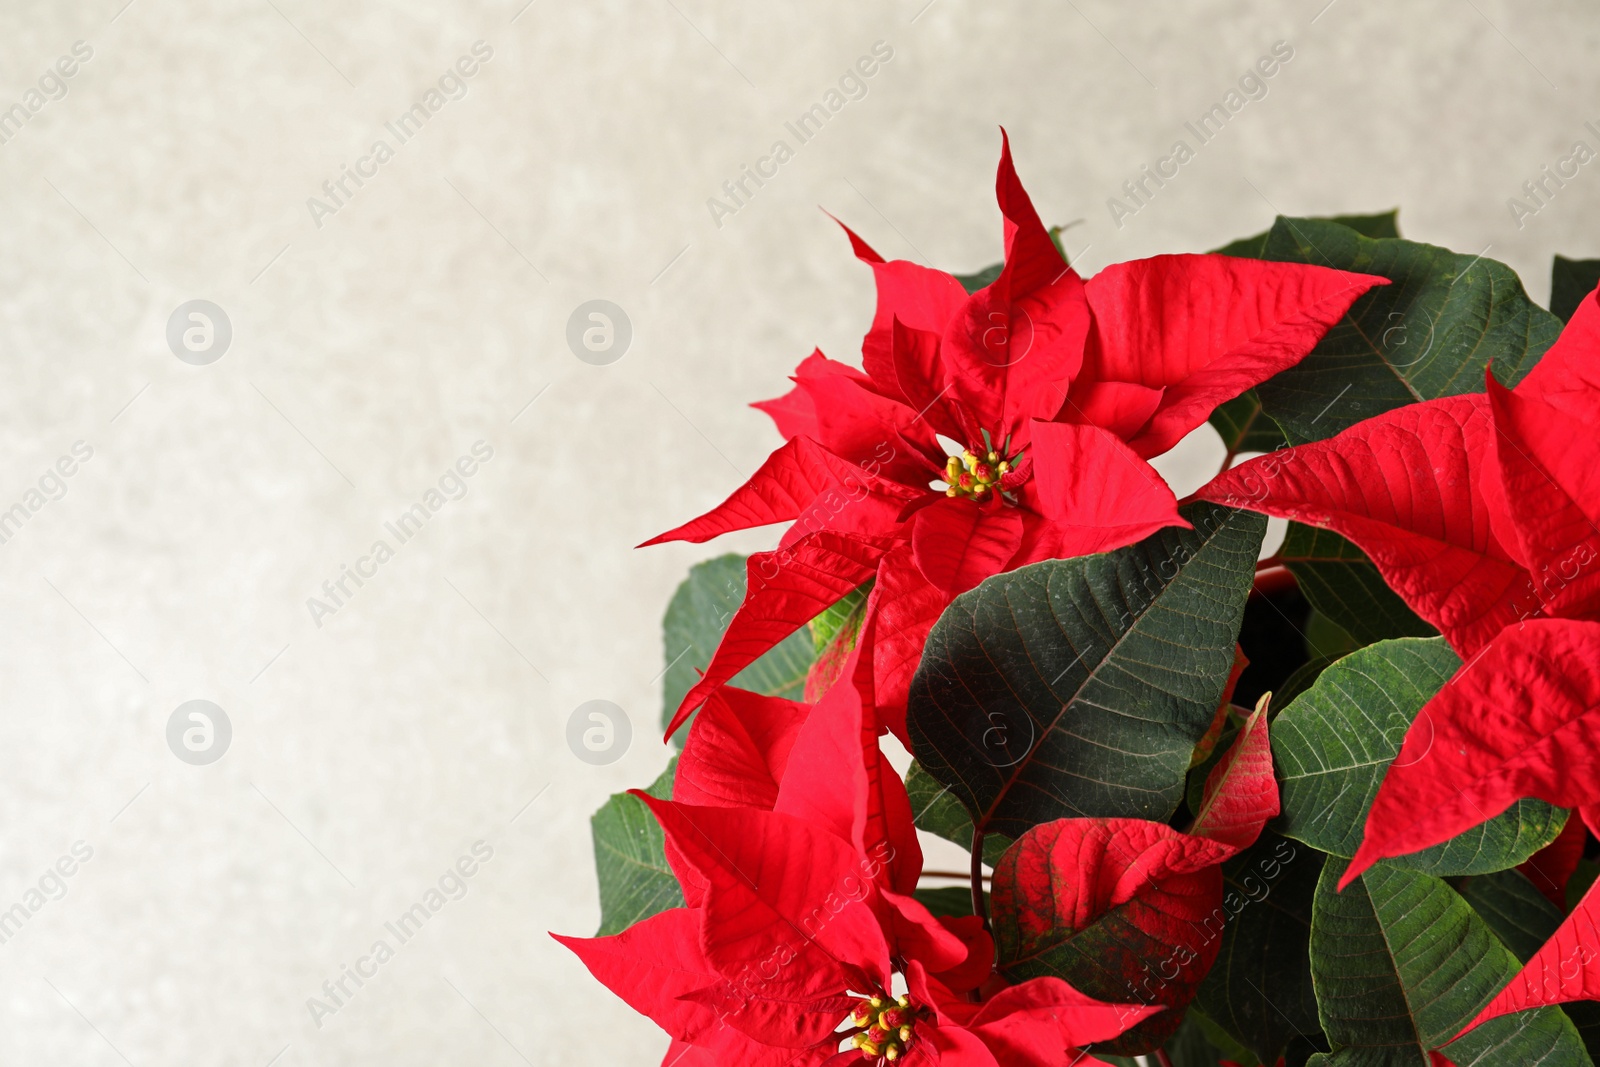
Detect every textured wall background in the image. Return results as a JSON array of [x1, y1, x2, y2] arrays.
[[0, 1, 1596, 1064]]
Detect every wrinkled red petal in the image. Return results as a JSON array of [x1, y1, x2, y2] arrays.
[[637, 795, 892, 1023], [759, 349, 945, 486], [1016, 419, 1186, 563], [1187, 701, 1279, 851], [1068, 255, 1388, 458], [676, 686, 810, 810], [1344, 619, 1600, 888], [1513, 281, 1600, 421], [966, 975, 1162, 1058], [911, 497, 1025, 597], [1462, 870, 1600, 1034], [863, 545, 953, 745], [667, 533, 893, 737], [1199, 394, 1532, 658], [644, 436, 917, 548], [774, 645, 923, 895], [993, 129, 1068, 301], [552, 909, 723, 1044], [1484, 373, 1600, 616], [838, 220, 971, 402]]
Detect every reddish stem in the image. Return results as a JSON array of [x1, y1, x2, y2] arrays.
[[1154, 1050, 1176, 1067], [971, 828, 990, 932]]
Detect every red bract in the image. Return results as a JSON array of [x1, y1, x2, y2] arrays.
[[1198, 285, 1600, 890], [647, 134, 1387, 742], [991, 702, 1278, 1051], [557, 653, 1160, 1065]]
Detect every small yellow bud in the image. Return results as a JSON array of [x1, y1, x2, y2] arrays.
[[885, 1047, 900, 1061], [997, 461, 1010, 475], [860, 1041, 880, 1057], [870, 996, 885, 1008], [896, 995, 910, 1008], [945, 486, 959, 497], [899, 1026, 912, 1042]]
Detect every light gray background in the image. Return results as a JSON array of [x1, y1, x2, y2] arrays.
[[1, 1, 1596, 1064]]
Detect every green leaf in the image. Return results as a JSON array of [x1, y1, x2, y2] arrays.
[[1457, 867, 1565, 963], [1273, 637, 1565, 875], [1304, 609, 1359, 661], [1309, 857, 1591, 1066], [1195, 832, 1326, 1064], [905, 761, 1011, 867], [589, 760, 681, 936], [1249, 217, 1560, 444], [907, 501, 1265, 838], [1211, 390, 1288, 457], [1277, 654, 1340, 709], [1279, 524, 1436, 648], [911, 886, 976, 919], [810, 581, 870, 654], [661, 554, 816, 743], [1552, 255, 1600, 324], [955, 261, 1003, 294], [1211, 209, 1401, 258]]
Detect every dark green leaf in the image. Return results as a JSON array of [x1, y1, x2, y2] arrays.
[[1273, 637, 1564, 875], [1279, 524, 1435, 647], [1457, 867, 1564, 963], [907, 502, 1265, 838], [905, 761, 1011, 866], [1309, 857, 1591, 1066], [955, 261, 1002, 294], [1276, 655, 1340, 709], [911, 886, 975, 919], [590, 760, 681, 936], [1304, 609, 1359, 661], [1211, 390, 1288, 458], [661, 554, 816, 743], [1552, 256, 1600, 324], [1195, 832, 1326, 1064], [1249, 218, 1560, 444], [1211, 210, 1401, 259]]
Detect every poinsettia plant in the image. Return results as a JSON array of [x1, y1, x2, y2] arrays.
[[560, 136, 1600, 1066]]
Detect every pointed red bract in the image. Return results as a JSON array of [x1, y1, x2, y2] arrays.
[[675, 686, 810, 810], [1461, 872, 1600, 1036], [1342, 619, 1600, 887], [991, 708, 1277, 1048], [1203, 282, 1600, 896], [1200, 394, 1532, 657], [666, 533, 891, 737], [1071, 254, 1391, 457], [650, 134, 1384, 741], [1188, 696, 1279, 850], [560, 647, 1157, 1065]]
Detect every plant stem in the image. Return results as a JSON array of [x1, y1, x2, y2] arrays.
[[1153, 1050, 1175, 1067], [921, 870, 989, 881], [971, 827, 990, 932]]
